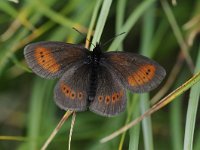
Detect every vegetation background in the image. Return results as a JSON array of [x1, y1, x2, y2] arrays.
[[0, 0, 200, 150]]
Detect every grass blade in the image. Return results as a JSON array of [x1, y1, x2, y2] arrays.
[[115, 0, 127, 50], [91, 0, 113, 46], [128, 95, 140, 150], [139, 3, 155, 150], [108, 0, 156, 51], [183, 44, 200, 150], [86, 0, 103, 49], [170, 99, 183, 150], [161, 0, 194, 71]]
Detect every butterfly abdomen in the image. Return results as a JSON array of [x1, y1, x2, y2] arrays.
[[88, 63, 99, 102], [87, 45, 102, 102]]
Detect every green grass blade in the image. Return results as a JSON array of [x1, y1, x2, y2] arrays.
[[140, 94, 154, 150], [0, 1, 18, 17], [149, 20, 168, 57], [33, 0, 83, 29], [194, 130, 200, 150], [118, 93, 138, 150], [87, 0, 103, 50], [139, 3, 155, 150], [183, 44, 200, 150], [91, 0, 113, 46], [170, 99, 183, 150], [116, 0, 127, 50], [161, 0, 193, 71], [108, 0, 156, 51], [129, 94, 140, 150], [140, 5, 155, 57], [26, 78, 52, 150]]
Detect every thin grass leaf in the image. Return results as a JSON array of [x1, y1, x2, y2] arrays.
[[139, 3, 155, 150], [194, 130, 200, 150], [170, 99, 183, 150], [115, 0, 127, 50], [0, 136, 27, 142], [26, 78, 53, 150], [183, 44, 200, 150], [129, 94, 140, 150], [140, 94, 154, 150], [32, 0, 87, 31], [86, 0, 103, 49], [118, 93, 134, 150], [149, 20, 168, 57], [91, 0, 113, 46], [108, 0, 156, 51], [160, 0, 194, 71], [0, 1, 18, 18]]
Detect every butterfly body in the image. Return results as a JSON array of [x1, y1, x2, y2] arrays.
[[85, 44, 102, 103], [24, 41, 166, 117]]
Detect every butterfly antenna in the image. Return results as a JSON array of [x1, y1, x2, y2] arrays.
[[102, 32, 126, 47], [72, 27, 95, 47]]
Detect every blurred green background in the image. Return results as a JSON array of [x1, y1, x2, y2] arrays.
[[0, 0, 200, 150]]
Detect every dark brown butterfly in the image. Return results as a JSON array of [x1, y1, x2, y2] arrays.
[[24, 41, 166, 117]]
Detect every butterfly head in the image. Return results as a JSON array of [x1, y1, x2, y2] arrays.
[[93, 42, 102, 53]]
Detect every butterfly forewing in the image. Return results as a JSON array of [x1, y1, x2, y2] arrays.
[[24, 41, 89, 79], [54, 64, 90, 111], [89, 66, 126, 117], [101, 52, 166, 93]]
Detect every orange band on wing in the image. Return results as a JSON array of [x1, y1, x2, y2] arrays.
[[128, 64, 156, 86], [34, 47, 60, 73]]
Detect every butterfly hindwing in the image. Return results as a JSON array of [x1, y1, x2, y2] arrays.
[[24, 41, 89, 79], [101, 52, 166, 93], [89, 66, 126, 117], [54, 64, 90, 111]]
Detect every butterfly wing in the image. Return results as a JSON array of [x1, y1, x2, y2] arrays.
[[101, 52, 166, 93], [89, 66, 126, 117], [24, 41, 89, 79], [54, 64, 90, 111]]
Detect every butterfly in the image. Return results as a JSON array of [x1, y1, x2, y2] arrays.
[[24, 41, 166, 117]]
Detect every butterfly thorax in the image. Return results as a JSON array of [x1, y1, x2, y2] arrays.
[[92, 43, 102, 60]]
